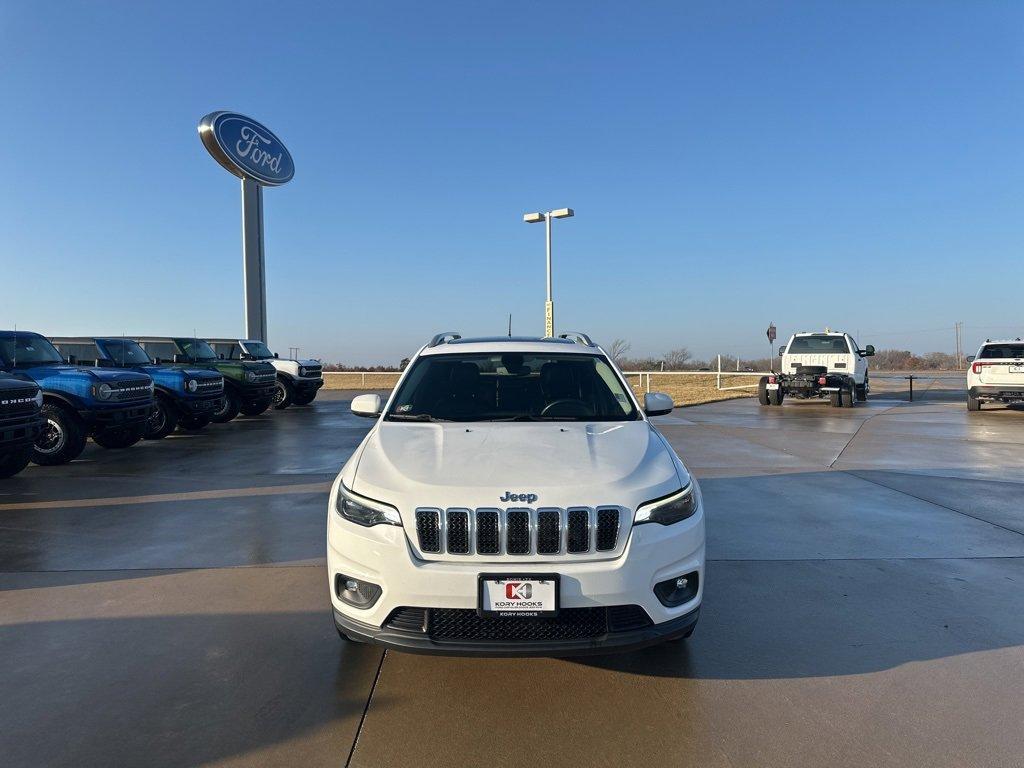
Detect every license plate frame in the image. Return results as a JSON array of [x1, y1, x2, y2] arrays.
[[1009, 365, 1024, 374], [478, 573, 560, 618]]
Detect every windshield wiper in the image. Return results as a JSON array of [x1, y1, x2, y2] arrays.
[[386, 413, 451, 422]]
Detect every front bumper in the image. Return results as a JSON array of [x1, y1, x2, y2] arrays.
[[970, 385, 1024, 401], [327, 487, 705, 656], [82, 402, 153, 430], [0, 413, 44, 448], [334, 604, 699, 657], [238, 382, 276, 404], [178, 393, 224, 416]]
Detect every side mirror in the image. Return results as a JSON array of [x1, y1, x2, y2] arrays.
[[173, 354, 184, 364], [66, 354, 77, 365], [644, 392, 674, 417], [351, 393, 383, 418], [218, 353, 225, 360], [273, 352, 279, 358], [861, 345, 875, 357], [967, 355, 976, 363], [777, 346, 786, 356]]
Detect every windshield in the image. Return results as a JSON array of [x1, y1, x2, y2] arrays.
[[386, 352, 640, 422], [99, 339, 153, 365], [175, 339, 218, 361], [0, 335, 66, 366], [787, 335, 851, 354], [243, 341, 274, 359]]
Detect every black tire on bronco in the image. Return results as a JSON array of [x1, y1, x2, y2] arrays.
[[32, 403, 88, 466], [93, 424, 146, 449], [0, 446, 33, 478], [211, 390, 241, 423], [272, 378, 294, 410], [144, 394, 178, 440], [239, 399, 271, 417]]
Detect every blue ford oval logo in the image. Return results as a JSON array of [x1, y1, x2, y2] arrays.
[[198, 111, 294, 186]]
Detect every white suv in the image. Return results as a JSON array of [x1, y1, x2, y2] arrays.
[[967, 339, 1024, 411], [207, 339, 324, 409], [327, 332, 705, 656]]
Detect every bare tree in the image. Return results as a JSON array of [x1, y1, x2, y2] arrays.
[[662, 347, 692, 370], [609, 339, 631, 364]]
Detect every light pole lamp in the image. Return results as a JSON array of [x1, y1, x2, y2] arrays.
[[523, 207, 574, 337]]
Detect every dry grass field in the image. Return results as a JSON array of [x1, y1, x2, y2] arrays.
[[323, 371, 758, 407]]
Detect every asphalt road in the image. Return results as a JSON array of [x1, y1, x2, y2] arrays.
[[3, 389, 1024, 767]]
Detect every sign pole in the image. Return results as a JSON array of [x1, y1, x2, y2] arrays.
[[241, 178, 267, 342]]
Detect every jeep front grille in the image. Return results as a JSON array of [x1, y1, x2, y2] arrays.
[[414, 506, 624, 556]]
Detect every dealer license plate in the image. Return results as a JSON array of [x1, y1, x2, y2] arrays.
[[478, 574, 559, 618], [1009, 365, 1024, 374], [766, 382, 780, 390]]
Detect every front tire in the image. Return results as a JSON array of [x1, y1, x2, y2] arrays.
[[272, 378, 294, 410], [33, 403, 88, 466], [144, 395, 178, 440], [93, 424, 145, 449], [0, 446, 33, 478], [856, 383, 867, 402], [177, 414, 211, 432], [211, 390, 241, 423], [239, 399, 271, 416]]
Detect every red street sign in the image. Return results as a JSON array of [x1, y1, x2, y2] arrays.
[[766, 324, 777, 343]]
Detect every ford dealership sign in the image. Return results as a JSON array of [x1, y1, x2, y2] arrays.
[[198, 111, 294, 186]]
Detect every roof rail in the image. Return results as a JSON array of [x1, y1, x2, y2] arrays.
[[427, 331, 462, 348], [558, 332, 595, 346]]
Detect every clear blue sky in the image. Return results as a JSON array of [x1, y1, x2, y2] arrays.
[[1, 1, 1021, 364]]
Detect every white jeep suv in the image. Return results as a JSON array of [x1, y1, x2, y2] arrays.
[[967, 339, 1024, 411], [327, 333, 705, 656]]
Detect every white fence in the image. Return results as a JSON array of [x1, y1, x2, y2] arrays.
[[625, 355, 768, 392]]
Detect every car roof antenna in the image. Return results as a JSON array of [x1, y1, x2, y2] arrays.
[[508, 314, 512, 338]]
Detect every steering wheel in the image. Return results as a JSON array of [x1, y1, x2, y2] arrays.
[[541, 399, 594, 417]]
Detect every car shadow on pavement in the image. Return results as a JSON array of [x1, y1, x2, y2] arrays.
[[0, 611, 385, 768]]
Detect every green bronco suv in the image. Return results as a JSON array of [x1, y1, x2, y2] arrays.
[[135, 337, 277, 423]]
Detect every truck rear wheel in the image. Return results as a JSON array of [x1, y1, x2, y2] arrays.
[[829, 391, 843, 408], [240, 399, 271, 416], [758, 377, 771, 405], [273, 378, 294, 410], [211, 390, 241, 423], [144, 395, 178, 440], [856, 383, 867, 402], [33, 403, 88, 466], [93, 424, 145, 449], [967, 394, 981, 411], [840, 387, 854, 408], [0, 446, 33, 478]]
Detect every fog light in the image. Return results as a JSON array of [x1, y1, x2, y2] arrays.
[[654, 571, 699, 607], [334, 573, 382, 609]]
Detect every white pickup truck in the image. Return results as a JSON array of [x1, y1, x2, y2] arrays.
[[760, 330, 874, 408], [966, 339, 1024, 411]]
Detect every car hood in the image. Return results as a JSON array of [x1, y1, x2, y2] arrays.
[[346, 420, 687, 513], [19, 364, 147, 383]]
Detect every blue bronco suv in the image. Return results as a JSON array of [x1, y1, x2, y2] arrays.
[[51, 337, 225, 439], [0, 331, 154, 465], [0, 374, 43, 478]]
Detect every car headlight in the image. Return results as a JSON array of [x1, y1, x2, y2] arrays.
[[335, 484, 402, 527], [298, 366, 307, 377], [94, 383, 113, 401], [185, 378, 198, 393], [245, 371, 256, 382], [634, 484, 698, 526], [33, 390, 43, 408]]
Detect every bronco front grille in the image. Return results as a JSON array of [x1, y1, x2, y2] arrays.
[[195, 379, 223, 393], [111, 381, 152, 402], [414, 506, 624, 556], [0, 387, 39, 415]]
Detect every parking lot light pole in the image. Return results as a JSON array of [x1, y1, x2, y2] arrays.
[[524, 208, 574, 337]]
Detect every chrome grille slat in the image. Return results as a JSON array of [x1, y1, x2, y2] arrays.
[[414, 507, 622, 556]]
